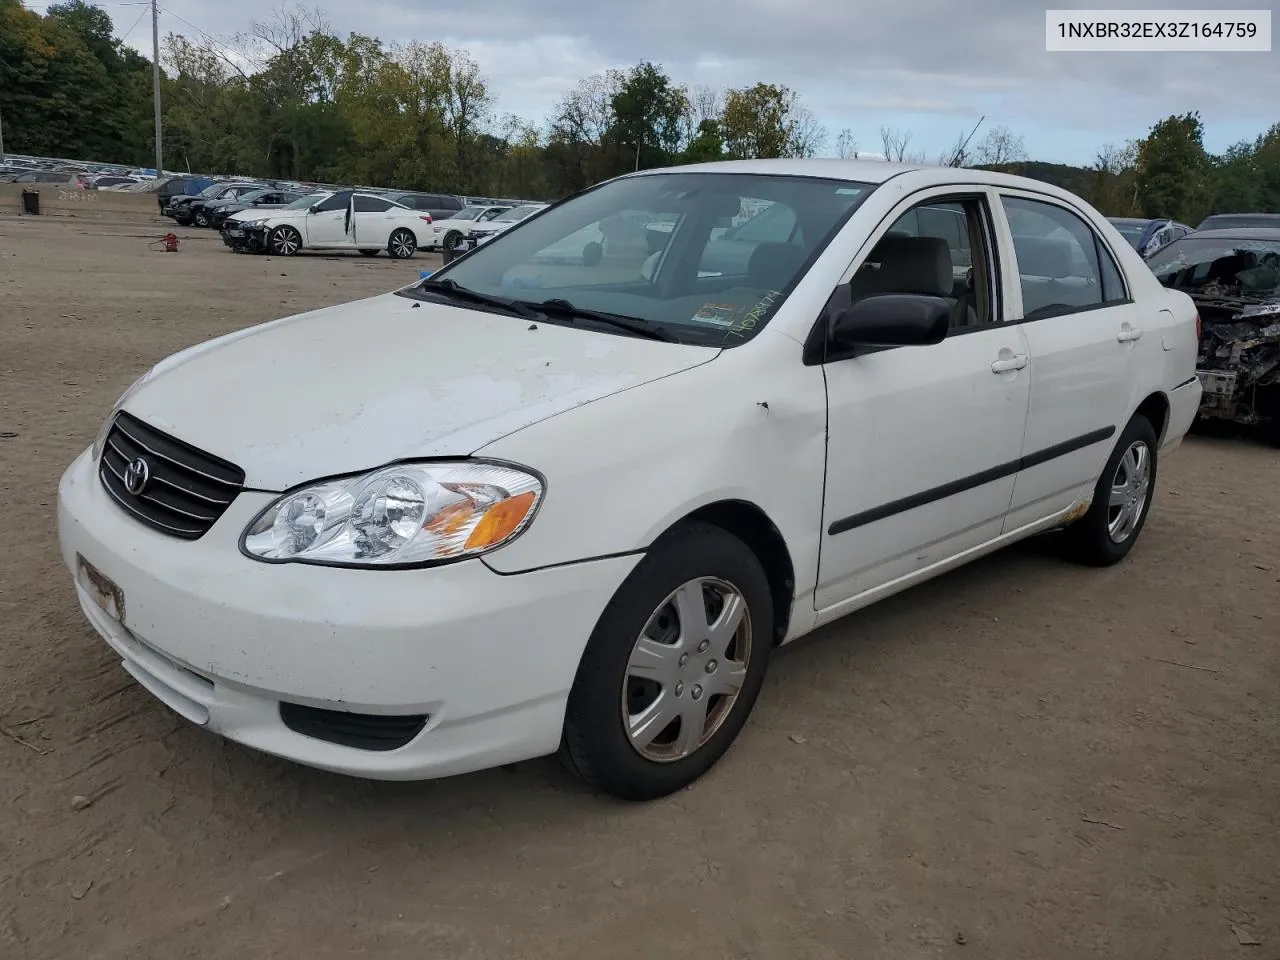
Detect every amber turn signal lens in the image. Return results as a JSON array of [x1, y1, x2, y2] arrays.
[[464, 491, 538, 551]]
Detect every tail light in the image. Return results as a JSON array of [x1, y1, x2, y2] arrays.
[[419, 214, 433, 224]]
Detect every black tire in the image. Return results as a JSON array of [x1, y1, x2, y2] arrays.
[[560, 522, 774, 801], [269, 225, 302, 256], [359, 249, 380, 257], [194, 210, 210, 227], [174, 214, 193, 227], [443, 230, 463, 252], [388, 229, 417, 259], [1061, 414, 1159, 567]]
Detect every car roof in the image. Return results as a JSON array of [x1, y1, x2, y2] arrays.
[[1109, 217, 1152, 225], [1182, 227, 1280, 241], [627, 158, 1113, 206]]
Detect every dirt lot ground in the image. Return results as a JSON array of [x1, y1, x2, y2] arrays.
[[1, 213, 1278, 960]]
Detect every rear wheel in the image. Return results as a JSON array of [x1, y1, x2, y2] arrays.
[[388, 229, 417, 259], [560, 523, 773, 801], [269, 225, 302, 256], [1061, 414, 1158, 566]]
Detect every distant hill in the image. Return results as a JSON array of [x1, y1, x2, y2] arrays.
[[974, 161, 1095, 194]]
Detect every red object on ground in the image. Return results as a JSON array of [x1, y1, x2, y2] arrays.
[[162, 233, 179, 252]]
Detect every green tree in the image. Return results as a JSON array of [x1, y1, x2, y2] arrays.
[[607, 61, 689, 172], [680, 119, 726, 164], [1135, 112, 1211, 223], [720, 82, 824, 159]]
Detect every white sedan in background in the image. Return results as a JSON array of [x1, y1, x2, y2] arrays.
[[426, 204, 512, 251], [469, 203, 550, 246], [224, 189, 434, 258], [58, 159, 1200, 802]]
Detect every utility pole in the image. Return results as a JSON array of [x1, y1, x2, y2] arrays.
[[151, 0, 163, 175]]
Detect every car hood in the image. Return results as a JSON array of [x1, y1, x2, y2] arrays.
[[121, 291, 719, 489], [227, 208, 307, 224]]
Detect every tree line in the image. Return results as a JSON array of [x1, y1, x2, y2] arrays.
[[2, 0, 1278, 221]]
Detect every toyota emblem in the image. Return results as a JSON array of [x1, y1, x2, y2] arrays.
[[123, 457, 151, 495]]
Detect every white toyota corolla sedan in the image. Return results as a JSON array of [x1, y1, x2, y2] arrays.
[[57, 159, 1202, 801]]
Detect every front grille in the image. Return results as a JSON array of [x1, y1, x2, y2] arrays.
[[98, 411, 245, 540], [279, 703, 429, 752]]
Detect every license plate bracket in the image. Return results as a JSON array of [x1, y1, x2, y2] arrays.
[[77, 553, 124, 623], [1196, 369, 1236, 396]]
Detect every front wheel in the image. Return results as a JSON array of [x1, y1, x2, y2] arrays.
[[269, 225, 302, 256], [194, 210, 210, 227], [388, 229, 417, 259], [560, 523, 773, 801], [1061, 413, 1158, 566], [443, 230, 464, 252]]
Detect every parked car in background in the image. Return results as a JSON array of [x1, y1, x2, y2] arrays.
[[220, 194, 324, 248], [13, 170, 86, 188], [1147, 227, 1280, 443], [154, 175, 218, 214], [383, 191, 465, 222], [222, 189, 429, 257], [203, 188, 309, 230], [58, 159, 1200, 801], [167, 182, 263, 226], [466, 203, 549, 245], [1196, 213, 1280, 231], [425, 204, 511, 251], [1108, 217, 1192, 258], [88, 174, 141, 190]]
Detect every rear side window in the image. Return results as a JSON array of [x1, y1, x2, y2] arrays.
[[354, 196, 393, 213], [1002, 196, 1127, 320]]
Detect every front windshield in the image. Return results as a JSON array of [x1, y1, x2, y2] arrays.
[[1147, 236, 1280, 300], [286, 194, 323, 209], [237, 188, 271, 203], [453, 206, 487, 221], [419, 172, 876, 345], [199, 183, 224, 197]]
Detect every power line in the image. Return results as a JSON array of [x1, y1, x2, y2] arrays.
[[118, 6, 149, 43]]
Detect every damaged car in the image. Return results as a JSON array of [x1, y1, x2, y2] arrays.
[[1147, 227, 1280, 443]]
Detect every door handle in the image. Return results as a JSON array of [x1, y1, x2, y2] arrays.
[[991, 353, 1029, 374], [1117, 325, 1143, 343]]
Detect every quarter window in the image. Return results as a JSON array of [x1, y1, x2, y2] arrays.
[[1002, 196, 1126, 319]]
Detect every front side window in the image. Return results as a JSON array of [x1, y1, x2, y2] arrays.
[[837, 195, 993, 335], [1002, 196, 1125, 320], [414, 172, 875, 345], [314, 191, 352, 213], [354, 196, 393, 213]]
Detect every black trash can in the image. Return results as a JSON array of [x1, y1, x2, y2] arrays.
[[21, 189, 40, 215]]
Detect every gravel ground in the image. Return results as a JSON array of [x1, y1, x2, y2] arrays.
[[1, 214, 1278, 960]]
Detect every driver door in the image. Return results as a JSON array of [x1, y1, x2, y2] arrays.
[[814, 189, 1031, 615], [306, 190, 354, 247]]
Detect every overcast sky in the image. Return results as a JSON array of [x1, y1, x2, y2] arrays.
[[46, 0, 1280, 165]]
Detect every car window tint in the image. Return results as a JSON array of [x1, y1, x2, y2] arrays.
[[354, 196, 393, 213], [1002, 196, 1108, 320]]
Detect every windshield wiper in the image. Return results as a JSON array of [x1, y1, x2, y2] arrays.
[[416, 279, 540, 319], [519, 298, 680, 343]]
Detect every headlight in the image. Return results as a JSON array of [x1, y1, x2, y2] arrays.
[[238, 219, 264, 228], [91, 369, 154, 459], [241, 461, 543, 567]]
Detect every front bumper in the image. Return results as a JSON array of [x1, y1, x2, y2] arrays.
[[221, 225, 268, 252], [56, 447, 639, 780]]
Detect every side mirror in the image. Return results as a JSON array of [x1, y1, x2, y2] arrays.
[[831, 293, 951, 348], [308, 204, 320, 214]]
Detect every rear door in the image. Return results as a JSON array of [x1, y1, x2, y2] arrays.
[[993, 191, 1140, 531], [352, 195, 399, 246]]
